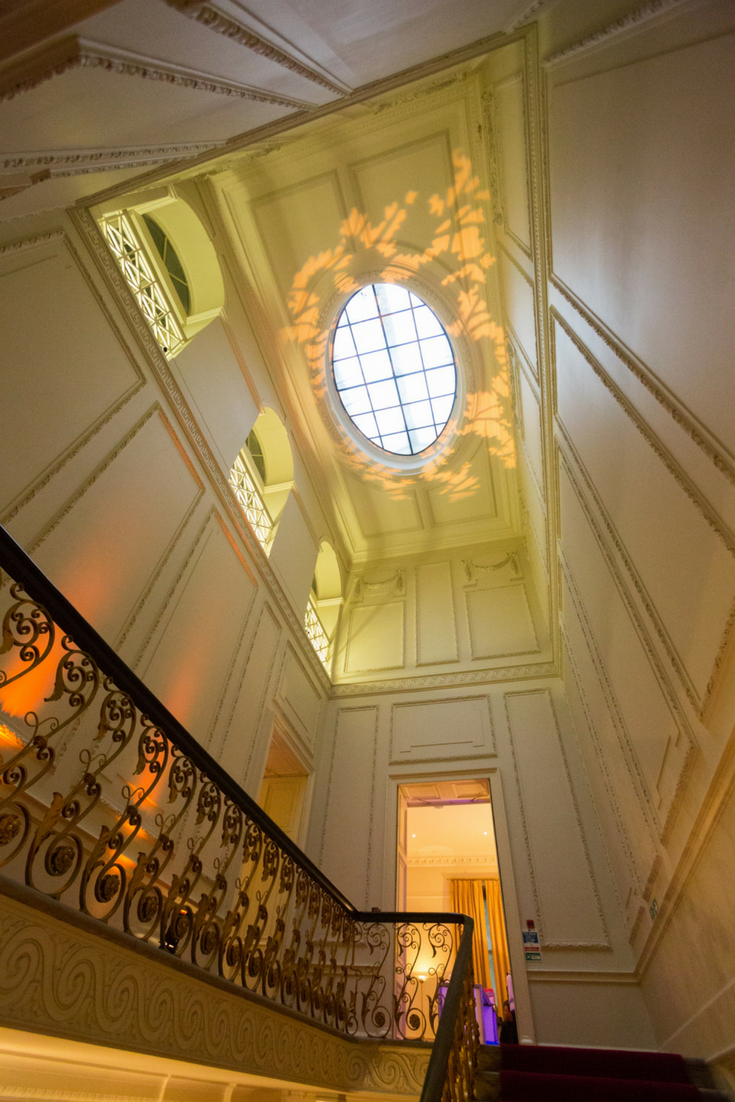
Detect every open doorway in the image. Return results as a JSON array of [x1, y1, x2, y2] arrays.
[[257, 725, 310, 845], [397, 778, 515, 1045]]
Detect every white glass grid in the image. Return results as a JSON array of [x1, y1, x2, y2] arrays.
[[229, 455, 273, 548], [332, 284, 457, 455], [102, 214, 185, 359], [304, 596, 330, 667]]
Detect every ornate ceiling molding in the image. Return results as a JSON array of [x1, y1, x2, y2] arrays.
[[0, 35, 313, 109], [542, 0, 694, 67], [332, 661, 558, 697], [506, 0, 564, 32], [0, 142, 226, 180], [163, 0, 349, 96], [80, 25, 518, 209], [406, 854, 498, 867]]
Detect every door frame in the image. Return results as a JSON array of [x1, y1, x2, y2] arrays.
[[383, 764, 535, 1044]]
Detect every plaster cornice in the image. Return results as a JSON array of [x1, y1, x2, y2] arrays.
[[78, 26, 528, 209], [162, 0, 349, 96], [0, 35, 313, 109]]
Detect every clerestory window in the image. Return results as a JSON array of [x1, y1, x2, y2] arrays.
[[304, 594, 330, 668], [142, 214, 191, 314], [102, 212, 186, 358], [331, 283, 457, 456], [229, 453, 272, 549]]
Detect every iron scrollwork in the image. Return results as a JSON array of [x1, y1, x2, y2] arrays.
[[0, 550, 479, 1099]]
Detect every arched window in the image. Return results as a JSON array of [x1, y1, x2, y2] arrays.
[[246, 429, 266, 483], [142, 214, 191, 313], [99, 194, 224, 359], [304, 542, 342, 671], [229, 410, 293, 554]]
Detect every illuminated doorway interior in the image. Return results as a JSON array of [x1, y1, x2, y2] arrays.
[[257, 726, 310, 845], [397, 778, 514, 1044]]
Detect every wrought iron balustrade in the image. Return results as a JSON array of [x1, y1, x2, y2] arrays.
[[0, 524, 478, 1102], [228, 454, 273, 549], [304, 594, 331, 668], [102, 213, 186, 358]]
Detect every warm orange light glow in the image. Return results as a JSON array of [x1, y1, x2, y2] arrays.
[[279, 148, 516, 503], [0, 637, 66, 722], [0, 723, 23, 752]]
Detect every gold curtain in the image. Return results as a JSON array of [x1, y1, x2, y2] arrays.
[[449, 878, 511, 1009], [448, 879, 491, 989], [484, 878, 510, 1010]]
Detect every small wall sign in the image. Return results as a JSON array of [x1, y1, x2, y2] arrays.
[[522, 923, 541, 961]]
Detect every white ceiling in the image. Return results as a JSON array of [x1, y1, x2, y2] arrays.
[[0, 0, 538, 220]]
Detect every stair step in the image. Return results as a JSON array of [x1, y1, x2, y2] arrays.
[[497, 1043, 692, 1083], [686, 1059, 718, 1091], [498, 1069, 699, 1101]]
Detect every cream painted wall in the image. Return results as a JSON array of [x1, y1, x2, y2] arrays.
[[2, 0, 735, 1069], [0, 208, 329, 811], [483, 0, 735, 1064], [307, 676, 652, 1045]]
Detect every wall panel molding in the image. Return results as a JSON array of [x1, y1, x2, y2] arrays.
[[389, 694, 496, 764], [550, 278, 735, 488], [559, 547, 661, 849], [504, 687, 610, 949], [131, 505, 215, 669], [562, 627, 643, 897], [556, 424, 702, 714], [27, 403, 161, 553], [552, 308, 735, 557], [482, 72, 533, 259], [0, 230, 146, 528]]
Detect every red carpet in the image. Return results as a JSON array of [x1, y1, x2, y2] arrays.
[[497, 1044, 701, 1102], [499, 1042, 692, 1082]]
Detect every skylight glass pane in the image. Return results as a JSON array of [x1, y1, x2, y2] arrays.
[[381, 431, 412, 454], [352, 411, 379, 439], [383, 311, 416, 346], [375, 407, 406, 435], [340, 386, 372, 416], [333, 325, 357, 360], [413, 305, 444, 339], [431, 394, 455, 424], [345, 285, 379, 322], [368, 379, 400, 410], [420, 334, 453, 369], [375, 283, 410, 313], [426, 365, 456, 397], [409, 426, 439, 452], [351, 318, 386, 354], [360, 349, 393, 382], [391, 344, 423, 376], [403, 400, 434, 430], [397, 372, 429, 404], [332, 282, 457, 456], [333, 356, 362, 389]]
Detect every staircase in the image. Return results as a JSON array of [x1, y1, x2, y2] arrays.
[[474, 1044, 729, 1102]]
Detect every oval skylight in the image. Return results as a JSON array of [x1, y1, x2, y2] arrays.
[[331, 283, 457, 456]]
